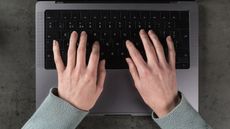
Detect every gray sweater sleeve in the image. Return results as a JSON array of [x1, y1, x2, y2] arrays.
[[21, 88, 88, 129], [22, 88, 212, 129], [152, 92, 213, 129]]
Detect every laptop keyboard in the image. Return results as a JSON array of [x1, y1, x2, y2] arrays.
[[45, 10, 189, 69]]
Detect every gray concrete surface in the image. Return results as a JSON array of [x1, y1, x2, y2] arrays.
[[0, 0, 230, 129]]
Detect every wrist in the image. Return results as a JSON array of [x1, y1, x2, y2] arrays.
[[154, 94, 180, 118]]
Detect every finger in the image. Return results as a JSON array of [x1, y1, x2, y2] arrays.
[[139, 29, 158, 65], [126, 40, 147, 72], [53, 40, 65, 73], [166, 36, 176, 68], [87, 41, 100, 74], [67, 31, 78, 69], [148, 30, 167, 64], [96, 60, 106, 95], [76, 31, 87, 69], [126, 58, 140, 83]]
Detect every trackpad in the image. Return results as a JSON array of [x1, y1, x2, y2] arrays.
[[91, 70, 152, 115]]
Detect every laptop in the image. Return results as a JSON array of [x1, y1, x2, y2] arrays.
[[36, 0, 199, 115]]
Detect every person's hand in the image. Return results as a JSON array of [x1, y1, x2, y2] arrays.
[[52, 31, 106, 111], [125, 29, 179, 117]]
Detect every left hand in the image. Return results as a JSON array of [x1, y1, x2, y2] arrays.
[[52, 31, 106, 111]]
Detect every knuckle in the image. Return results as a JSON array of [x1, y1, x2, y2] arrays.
[[100, 68, 106, 74], [140, 67, 151, 75], [84, 74, 91, 82], [133, 51, 140, 57], [171, 51, 176, 57], [86, 70, 95, 78], [129, 63, 135, 69], [77, 46, 85, 52], [54, 57, 61, 64], [157, 43, 164, 49], [68, 49, 74, 55], [169, 49, 175, 54], [134, 81, 140, 88], [97, 86, 104, 91], [54, 57, 59, 63], [164, 67, 174, 75]]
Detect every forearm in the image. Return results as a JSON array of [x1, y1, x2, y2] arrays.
[[22, 88, 88, 129], [152, 92, 212, 129]]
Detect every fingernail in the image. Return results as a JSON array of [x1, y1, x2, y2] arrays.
[[93, 41, 100, 50], [149, 30, 153, 33], [169, 36, 173, 41], [94, 41, 100, 48], [102, 59, 106, 65], [53, 40, 57, 46], [95, 41, 99, 45], [72, 31, 77, 34], [125, 58, 130, 63], [126, 40, 131, 45], [81, 31, 86, 35], [140, 29, 145, 33]]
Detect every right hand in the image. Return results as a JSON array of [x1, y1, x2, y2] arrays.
[[126, 29, 179, 117]]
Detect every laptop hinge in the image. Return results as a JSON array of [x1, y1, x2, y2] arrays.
[[55, 0, 174, 3]]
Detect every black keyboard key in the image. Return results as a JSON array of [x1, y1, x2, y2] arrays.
[[61, 31, 70, 40], [95, 21, 104, 29], [74, 20, 83, 30], [116, 21, 124, 29], [176, 11, 189, 28], [61, 11, 71, 20], [110, 11, 120, 20], [72, 11, 80, 20], [136, 21, 146, 30], [57, 21, 65, 29], [46, 31, 60, 41], [179, 29, 189, 49], [176, 51, 189, 63], [45, 51, 54, 61], [121, 11, 130, 20], [65, 20, 75, 30], [45, 40, 53, 50], [130, 11, 139, 20], [160, 11, 170, 20], [106, 21, 115, 29], [45, 10, 59, 20], [170, 11, 180, 20], [81, 10, 90, 20], [150, 11, 160, 20], [111, 31, 120, 39], [140, 11, 150, 20], [46, 20, 56, 30], [90, 11, 101, 20], [85, 21, 94, 29], [101, 11, 110, 20], [101, 31, 110, 40], [126, 20, 135, 29]]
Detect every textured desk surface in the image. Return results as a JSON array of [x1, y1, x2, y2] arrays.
[[0, 0, 230, 129]]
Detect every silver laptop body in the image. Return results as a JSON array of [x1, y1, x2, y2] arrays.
[[36, 1, 198, 115]]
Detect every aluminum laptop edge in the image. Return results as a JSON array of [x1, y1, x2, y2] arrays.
[[36, 0, 199, 116]]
